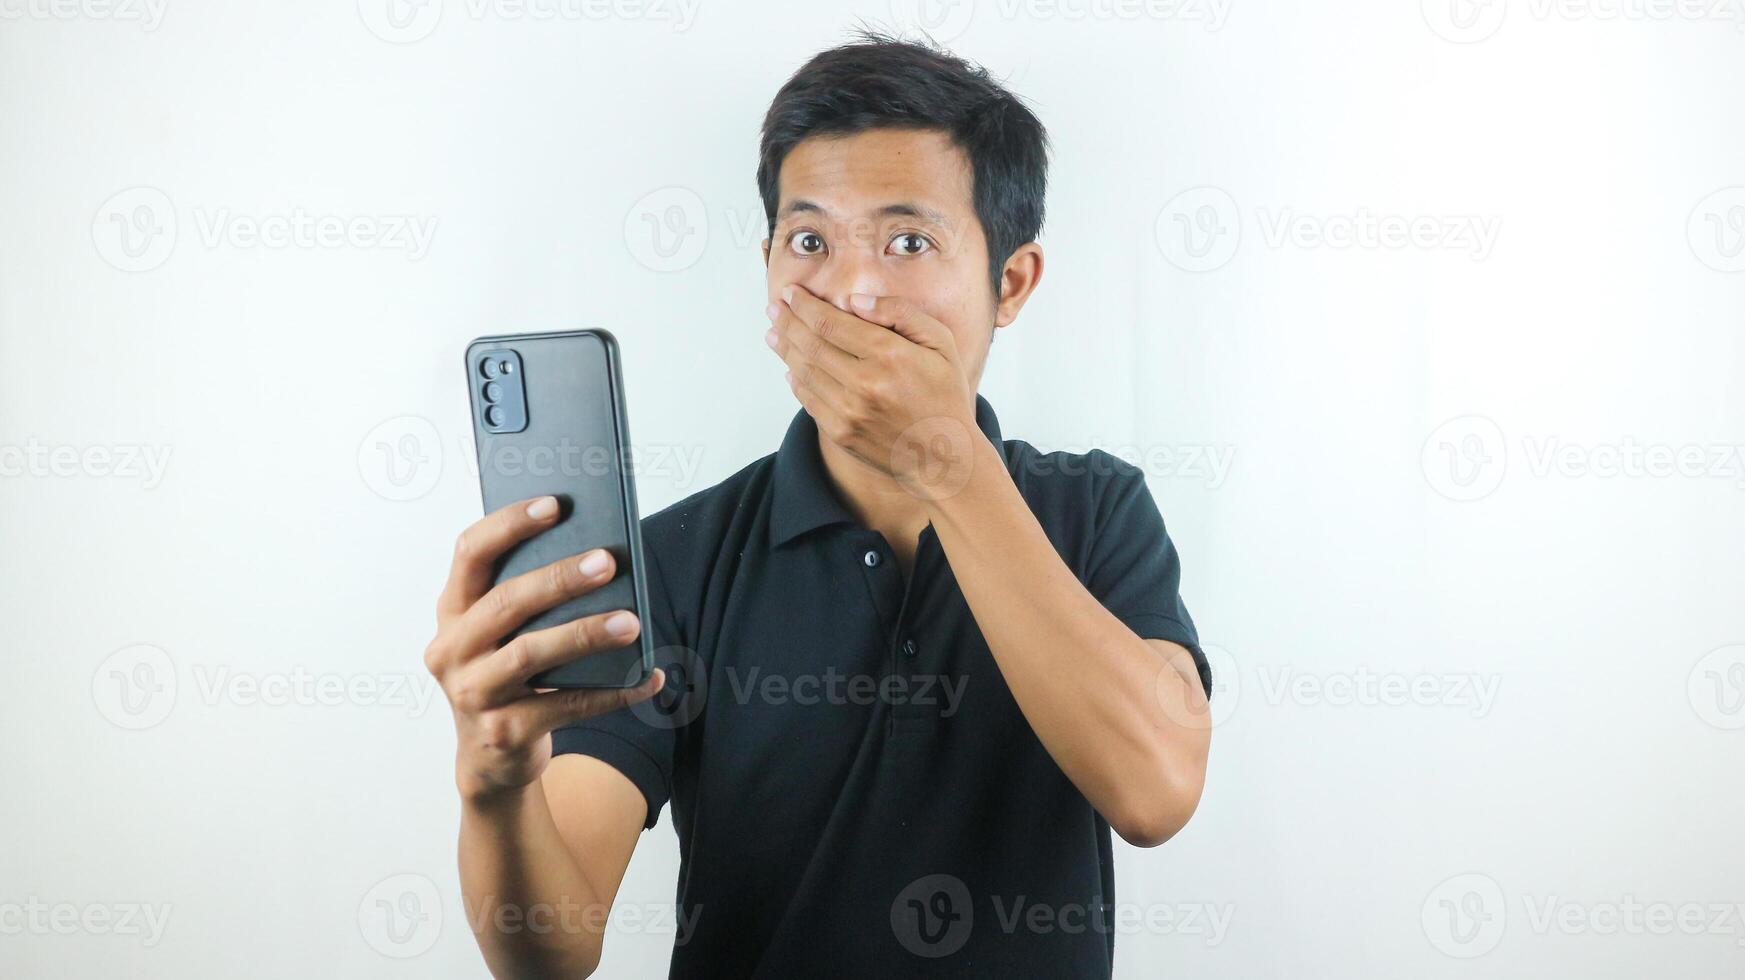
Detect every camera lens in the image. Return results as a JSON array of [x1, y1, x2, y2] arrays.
[[480, 357, 501, 379], [484, 405, 504, 427], [498, 359, 515, 375], [482, 381, 503, 403]]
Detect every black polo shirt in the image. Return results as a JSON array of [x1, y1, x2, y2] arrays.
[[553, 393, 1208, 979]]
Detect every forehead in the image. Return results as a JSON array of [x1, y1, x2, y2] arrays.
[[776, 128, 973, 220]]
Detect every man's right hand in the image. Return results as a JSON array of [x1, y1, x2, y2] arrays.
[[424, 495, 664, 804]]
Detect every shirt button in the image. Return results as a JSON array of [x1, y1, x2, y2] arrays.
[[863, 549, 881, 567], [902, 639, 918, 657]]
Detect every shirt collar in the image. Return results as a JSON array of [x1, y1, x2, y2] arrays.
[[768, 392, 1005, 549]]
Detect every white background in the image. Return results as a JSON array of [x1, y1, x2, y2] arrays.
[[2, 0, 1743, 977]]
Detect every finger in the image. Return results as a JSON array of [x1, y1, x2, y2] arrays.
[[784, 364, 849, 440], [518, 668, 667, 735], [846, 292, 955, 352], [466, 669, 666, 752], [458, 608, 644, 709], [438, 496, 564, 621], [770, 319, 856, 417], [779, 283, 895, 359], [449, 547, 619, 658], [768, 300, 864, 384]]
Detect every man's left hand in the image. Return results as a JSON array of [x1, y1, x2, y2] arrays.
[[765, 283, 982, 498]]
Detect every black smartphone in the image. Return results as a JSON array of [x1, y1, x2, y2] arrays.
[[464, 329, 654, 689]]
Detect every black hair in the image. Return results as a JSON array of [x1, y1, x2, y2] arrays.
[[757, 29, 1050, 299]]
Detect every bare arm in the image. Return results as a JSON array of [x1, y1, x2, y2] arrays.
[[922, 437, 1212, 847], [457, 759, 647, 978]]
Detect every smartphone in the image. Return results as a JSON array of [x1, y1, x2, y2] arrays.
[[464, 329, 654, 688]]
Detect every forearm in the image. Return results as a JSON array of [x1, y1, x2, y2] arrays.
[[458, 785, 608, 979], [924, 438, 1210, 845]]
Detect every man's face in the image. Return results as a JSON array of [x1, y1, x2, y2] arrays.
[[764, 128, 1000, 389]]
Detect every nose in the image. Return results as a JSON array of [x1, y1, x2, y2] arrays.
[[807, 240, 886, 314]]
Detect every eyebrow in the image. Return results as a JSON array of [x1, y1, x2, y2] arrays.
[[776, 199, 952, 229]]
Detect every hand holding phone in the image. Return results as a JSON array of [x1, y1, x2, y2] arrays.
[[422, 497, 665, 803]]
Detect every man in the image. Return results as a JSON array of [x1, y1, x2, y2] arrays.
[[423, 32, 1213, 979]]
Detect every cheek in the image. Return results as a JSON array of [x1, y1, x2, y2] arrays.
[[766, 252, 836, 308]]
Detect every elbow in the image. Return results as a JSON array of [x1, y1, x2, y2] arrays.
[[570, 938, 604, 979], [1109, 793, 1200, 849], [1107, 757, 1206, 849], [479, 935, 601, 980]]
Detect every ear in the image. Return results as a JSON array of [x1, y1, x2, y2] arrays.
[[993, 242, 1044, 329], [762, 238, 771, 268]]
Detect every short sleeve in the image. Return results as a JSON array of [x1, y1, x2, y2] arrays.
[[1083, 461, 1212, 699], [550, 539, 688, 830]]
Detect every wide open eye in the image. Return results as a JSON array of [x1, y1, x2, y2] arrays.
[[888, 232, 933, 256], [788, 230, 826, 256]]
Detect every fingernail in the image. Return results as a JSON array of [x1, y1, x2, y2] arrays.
[[765, 302, 780, 322], [849, 293, 875, 312], [579, 550, 610, 577], [526, 496, 558, 519], [605, 611, 639, 637], [781, 284, 794, 302], [764, 327, 779, 349]]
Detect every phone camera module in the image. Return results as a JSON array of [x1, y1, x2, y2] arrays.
[[473, 347, 525, 433]]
